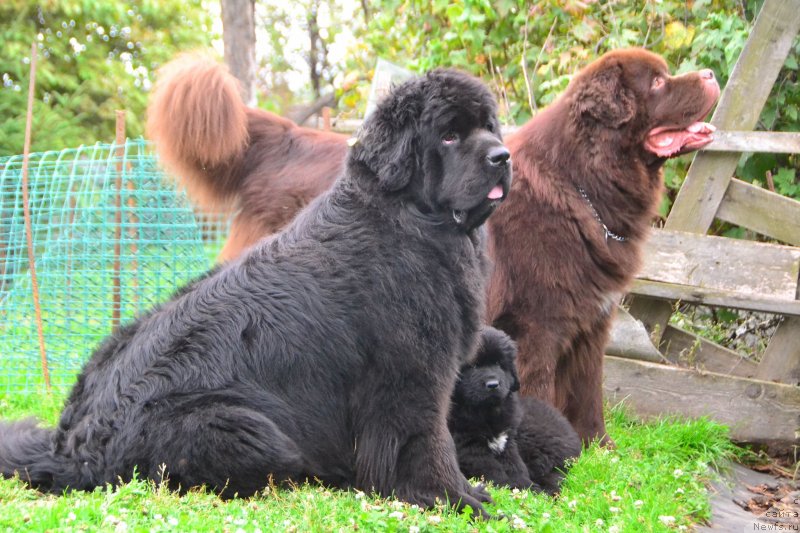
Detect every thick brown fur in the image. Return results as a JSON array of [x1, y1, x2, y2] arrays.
[[147, 49, 719, 443], [485, 49, 719, 443]]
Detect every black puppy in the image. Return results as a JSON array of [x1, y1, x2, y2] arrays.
[[0, 69, 512, 517], [450, 328, 581, 493]]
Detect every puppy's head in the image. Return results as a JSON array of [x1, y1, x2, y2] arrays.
[[352, 69, 512, 231], [454, 327, 520, 407], [570, 48, 720, 159]]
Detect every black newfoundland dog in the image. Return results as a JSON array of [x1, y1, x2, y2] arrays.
[[0, 69, 511, 516], [451, 328, 580, 493]]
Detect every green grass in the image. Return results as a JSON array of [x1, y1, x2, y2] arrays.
[[0, 396, 738, 532]]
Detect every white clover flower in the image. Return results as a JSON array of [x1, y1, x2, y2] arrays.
[[673, 468, 683, 478], [427, 515, 442, 524], [409, 527, 420, 533], [542, 512, 550, 520], [609, 526, 621, 533], [675, 487, 685, 494], [115, 522, 128, 533], [634, 499, 644, 508], [512, 515, 526, 529], [568, 499, 578, 509], [389, 511, 405, 520], [66, 512, 77, 522], [354, 490, 365, 500], [659, 515, 676, 525], [595, 518, 605, 527], [167, 517, 178, 526], [610, 506, 620, 513], [610, 490, 621, 501]]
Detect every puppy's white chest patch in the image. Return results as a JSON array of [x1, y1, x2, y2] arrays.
[[488, 432, 508, 454]]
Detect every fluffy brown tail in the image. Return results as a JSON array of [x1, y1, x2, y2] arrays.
[[146, 53, 249, 210]]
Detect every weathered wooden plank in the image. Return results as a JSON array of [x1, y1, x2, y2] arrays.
[[638, 230, 800, 300], [716, 179, 800, 247], [607, 306, 667, 363], [755, 317, 800, 386], [665, 0, 800, 233], [659, 325, 758, 378], [629, 279, 800, 316], [626, 296, 674, 346], [603, 355, 800, 450], [703, 130, 800, 154]]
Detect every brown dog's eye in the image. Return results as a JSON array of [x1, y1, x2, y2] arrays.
[[651, 76, 665, 91], [442, 132, 459, 145]]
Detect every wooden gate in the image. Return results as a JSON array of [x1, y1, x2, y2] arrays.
[[604, 0, 800, 453]]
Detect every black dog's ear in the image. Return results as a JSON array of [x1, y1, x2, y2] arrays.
[[353, 80, 423, 192], [574, 64, 636, 128]]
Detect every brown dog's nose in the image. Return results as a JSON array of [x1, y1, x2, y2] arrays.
[[699, 69, 715, 81], [487, 146, 510, 167]]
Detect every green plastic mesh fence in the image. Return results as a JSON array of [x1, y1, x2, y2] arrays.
[[0, 138, 228, 393]]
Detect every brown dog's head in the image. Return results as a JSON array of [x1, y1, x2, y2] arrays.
[[569, 48, 720, 158]]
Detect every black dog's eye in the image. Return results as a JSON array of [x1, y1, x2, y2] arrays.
[[442, 132, 459, 145], [651, 76, 665, 91], [486, 122, 495, 133]]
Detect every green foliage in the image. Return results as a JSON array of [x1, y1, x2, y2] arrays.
[[0, 398, 737, 532], [0, 0, 214, 156]]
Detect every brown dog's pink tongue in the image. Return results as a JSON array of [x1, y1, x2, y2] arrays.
[[644, 122, 716, 157], [488, 185, 503, 199]]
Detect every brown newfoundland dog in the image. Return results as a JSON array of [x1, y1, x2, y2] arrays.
[[147, 49, 719, 443]]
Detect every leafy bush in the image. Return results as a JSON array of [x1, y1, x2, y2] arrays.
[[0, 0, 213, 156]]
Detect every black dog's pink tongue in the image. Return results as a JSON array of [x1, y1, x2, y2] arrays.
[[644, 122, 716, 157], [488, 185, 504, 200]]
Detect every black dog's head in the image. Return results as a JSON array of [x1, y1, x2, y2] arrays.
[[454, 328, 520, 408], [351, 69, 512, 231]]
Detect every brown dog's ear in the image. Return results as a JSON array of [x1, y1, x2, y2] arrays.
[[575, 64, 636, 128], [352, 79, 423, 192]]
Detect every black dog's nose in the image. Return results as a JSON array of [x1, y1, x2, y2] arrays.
[[486, 146, 510, 167], [485, 379, 500, 390]]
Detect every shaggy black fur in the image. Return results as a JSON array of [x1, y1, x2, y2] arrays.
[[516, 396, 582, 494], [0, 69, 511, 517], [450, 328, 581, 494]]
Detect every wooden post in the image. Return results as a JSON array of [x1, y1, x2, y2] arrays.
[[20, 43, 50, 390], [112, 111, 125, 332], [127, 169, 139, 312], [666, 0, 800, 233]]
